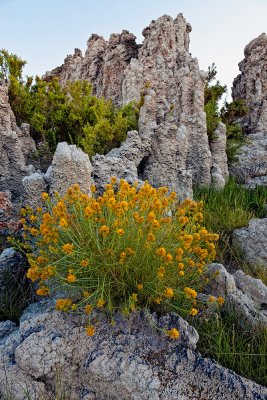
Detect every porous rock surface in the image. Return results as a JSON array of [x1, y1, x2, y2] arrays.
[[0, 191, 19, 231], [23, 142, 93, 203], [92, 130, 145, 194], [233, 218, 267, 268], [44, 31, 139, 107], [231, 34, 267, 186], [204, 263, 267, 328], [227, 268, 267, 327], [210, 122, 229, 188], [45, 142, 92, 197], [0, 303, 266, 400], [45, 14, 229, 197], [0, 82, 36, 199]]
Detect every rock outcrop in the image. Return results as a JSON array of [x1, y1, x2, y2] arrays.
[[44, 31, 140, 107], [205, 263, 267, 328], [227, 269, 267, 328], [0, 82, 36, 200], [210, 122, 229, 188], [44, 142, 92, 197], [232, 33, 267, 135], [45, 14, 229, 197], [231, 34, 267, 186], [22, 142, 93, 204], [233, 218, 267, 269], [0, 303, 266, 400]]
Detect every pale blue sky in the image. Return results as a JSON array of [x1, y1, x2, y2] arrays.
[[1, 0, 267, 100]]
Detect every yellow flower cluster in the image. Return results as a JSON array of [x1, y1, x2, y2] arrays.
[[21, 178, 220, 337]]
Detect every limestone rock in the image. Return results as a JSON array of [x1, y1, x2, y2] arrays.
[[204, 263, 267, 328], [0, 320, 16, 339], [210, 122, 229, 188], [0, 191, 17, 230], [0, 82, 36, 199], [230, 132, 267, 187], [0, 303, 266, 399], [45, 142, 92, 197], [44, 32, 139, 106], [22, 172, 47, 209], [0, 191, 21, 254], [43, 48, 84, 86], [227, 289, 267, 328], [232, 33, 267, 135], [234, 270, 267, 307], [231, 34, 267, 186], [16, 123, 36, 163], [205, 263, 236, 297], [44, 14, 229, 197], [233, 218, 267, 268], [123, 14, 212, 191], [223, 270, 267, 327], [92, 130, 145, 193]]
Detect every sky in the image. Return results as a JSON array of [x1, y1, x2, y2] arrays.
[[1, 0, 267, 102]]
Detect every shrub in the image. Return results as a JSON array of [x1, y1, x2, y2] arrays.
[[221, 99, 249, 163], [204, 64, 248, 163], [19, 180, 220, 336], [0, 49, 26, 80], [204, 63, 227, 138], [1, 48, 140, 156]]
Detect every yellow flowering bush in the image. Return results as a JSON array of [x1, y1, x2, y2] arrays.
[[20, 179, 221, 336]]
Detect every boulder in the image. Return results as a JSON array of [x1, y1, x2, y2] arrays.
[[204, 263, 267, 328], [234, 269, 267, 308], [22, 172, 47, 209], [45, 142, 92, 197], [205, 263, 236, 297], [233, 218, 267, 268], [0, 303, 266, 399]]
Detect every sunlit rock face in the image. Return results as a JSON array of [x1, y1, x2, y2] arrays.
[[231, 33, 267, 187]]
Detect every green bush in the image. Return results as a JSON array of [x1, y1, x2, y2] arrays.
[[221, 99, 249, 163], [204, 64, 248, 163], [1, 49, 140, 156], [0, 49, 26, 80], [204, 63, 227, 138]]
